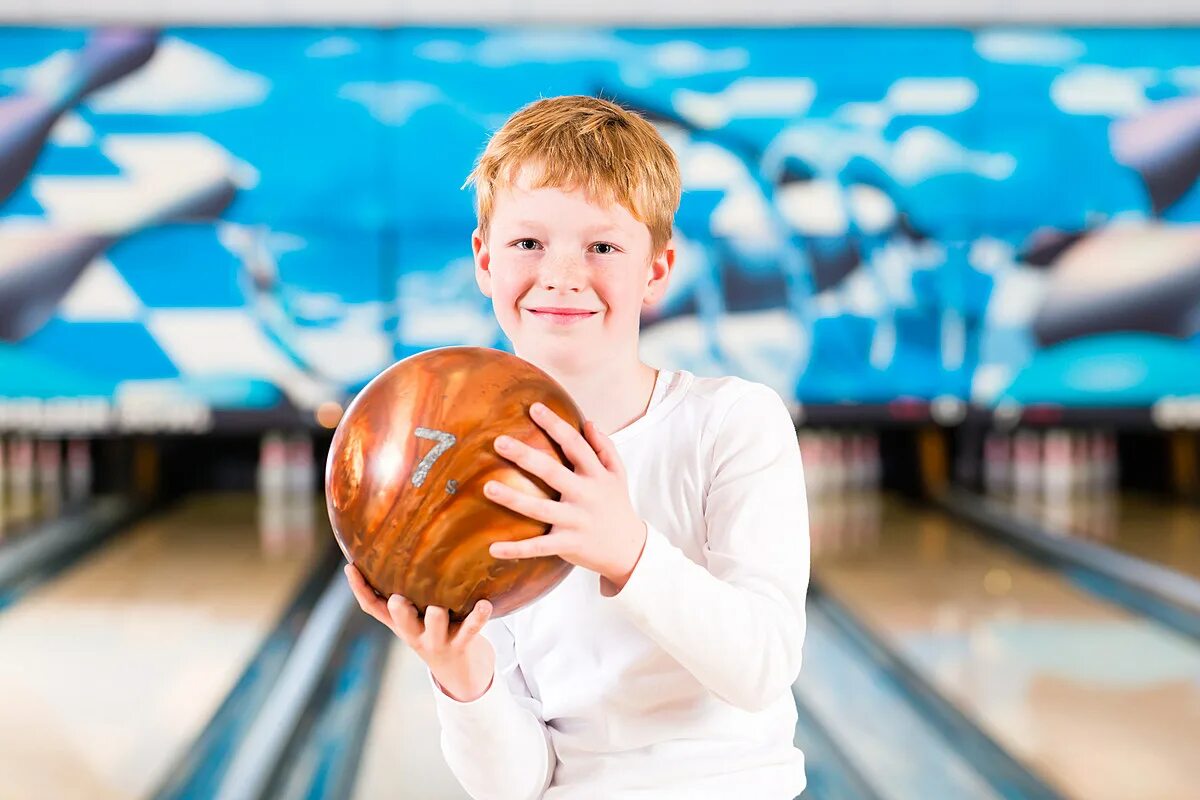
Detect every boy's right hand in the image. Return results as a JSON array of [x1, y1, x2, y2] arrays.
[[344, 563, 496, 702]]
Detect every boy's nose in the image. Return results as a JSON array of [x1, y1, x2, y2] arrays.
[[538, 254, 586, 290]]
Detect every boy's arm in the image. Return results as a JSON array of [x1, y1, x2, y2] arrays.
[[430, 616, 556, 800], [603, 383, 810, 712]]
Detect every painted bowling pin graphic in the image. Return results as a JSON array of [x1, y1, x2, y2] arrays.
[[0, 134, 241, 342], [0, 29, 159, 207]]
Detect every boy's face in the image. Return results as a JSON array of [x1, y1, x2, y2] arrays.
[[472, 169, 673, 370]]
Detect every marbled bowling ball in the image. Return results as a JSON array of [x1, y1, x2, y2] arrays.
[[326, 346, 582, 621]]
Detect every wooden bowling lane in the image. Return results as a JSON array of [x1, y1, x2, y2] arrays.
[[811, 494, 1200, 800], [0, 491, 326, 800], [352, 640, 470, 800], [1000, 492, 1200, 581]]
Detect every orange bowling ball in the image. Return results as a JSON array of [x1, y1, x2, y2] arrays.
[[325, 346, 583, 621]]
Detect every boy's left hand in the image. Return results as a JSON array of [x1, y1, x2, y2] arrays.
[[485, 401, 647, 593]]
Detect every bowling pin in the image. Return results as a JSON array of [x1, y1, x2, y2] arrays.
[[285, 433, 316, 549], [1013, 430, 1041, 500], [257, 432, 287, 496], [798, 430, 824, 553], [1043, 429, 1073, 503], [257, 432, 290, 556], [285, 433, 313, 496], [1012, 429, 1041, 515]]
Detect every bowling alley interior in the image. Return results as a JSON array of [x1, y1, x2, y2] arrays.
[[3, 4, 1200, 800]]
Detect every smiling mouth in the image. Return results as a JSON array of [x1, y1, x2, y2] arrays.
[[526, 309, 598, 316]]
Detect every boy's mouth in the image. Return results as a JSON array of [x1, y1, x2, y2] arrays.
[[525, 307, 599, 324]]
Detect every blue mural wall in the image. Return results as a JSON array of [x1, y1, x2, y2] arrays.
[[2, 27, 1200, 430]]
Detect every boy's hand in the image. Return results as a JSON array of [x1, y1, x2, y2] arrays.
[[343, 564, 496, 702], [485, 402, 648, 594]]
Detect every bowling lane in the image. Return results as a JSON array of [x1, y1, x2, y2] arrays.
[[352, 640, 470, 799], [0, 492, 326, 800], [810, 492, 1200, 800], [993, 492, 1200, 581]]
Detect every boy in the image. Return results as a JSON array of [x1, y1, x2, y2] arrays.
[[345, 95, 810, 799]]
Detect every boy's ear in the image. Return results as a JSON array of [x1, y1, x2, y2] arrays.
[[472, 227, 492, 298], [644, 238, 676, 307]]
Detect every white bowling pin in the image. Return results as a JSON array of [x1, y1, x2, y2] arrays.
[[1044, 429, 1073, 502], [257, 431, 287, 496], [285, 433, 313, 497], [1013, 430, 1041, 498]]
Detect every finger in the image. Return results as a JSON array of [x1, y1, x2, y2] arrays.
[[583, 421, 623, 475], [345, 565, 392, 627], [490, 532, 571, 561], [422, 605, 450, 649], [494, 435, 579, 494], [386, 594, 423, 642], [530, 402, 603, 474], [451, 599, 493, 648], [484, 480, 573, 525]]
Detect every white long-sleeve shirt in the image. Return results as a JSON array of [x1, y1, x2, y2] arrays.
[[431, 368, 810, 799]]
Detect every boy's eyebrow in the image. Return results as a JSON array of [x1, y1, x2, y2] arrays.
[[503, 220, 627, 237]]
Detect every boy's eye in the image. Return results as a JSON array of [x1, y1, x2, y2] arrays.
[[591, 242, 618, 255], [514, 239, 541, 251]]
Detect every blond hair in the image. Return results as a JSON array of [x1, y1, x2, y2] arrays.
[[464, 95, 681, 256]]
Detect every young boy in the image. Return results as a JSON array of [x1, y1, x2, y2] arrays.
[[345, 95, 810, 799]]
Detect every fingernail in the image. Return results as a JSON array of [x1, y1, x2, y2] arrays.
[[531, 402, 545, 415], [494, 435, 511, 449]]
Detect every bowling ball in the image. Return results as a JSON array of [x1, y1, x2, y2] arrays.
[[326, 346, 584, 621]]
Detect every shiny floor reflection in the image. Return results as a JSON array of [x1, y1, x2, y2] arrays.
[[811, 493, 1200, 800]]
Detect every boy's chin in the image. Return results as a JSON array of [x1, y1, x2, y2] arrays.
[[515, 337, 603, 367]]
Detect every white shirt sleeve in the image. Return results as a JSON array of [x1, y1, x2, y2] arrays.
[[430, 617, 556, 800], [603, 383, 810, 712]]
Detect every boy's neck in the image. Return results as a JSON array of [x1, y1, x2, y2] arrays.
[[526, 357, 660, 438]]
